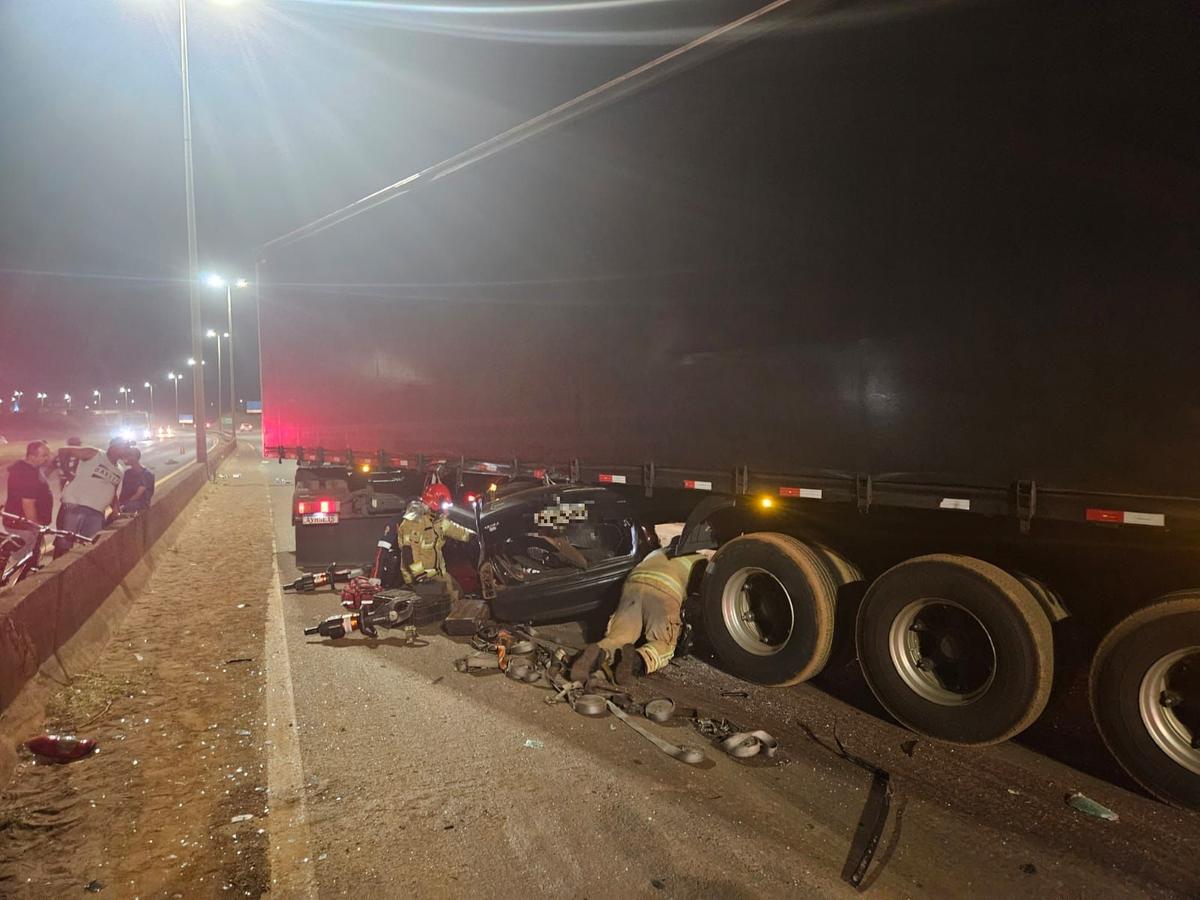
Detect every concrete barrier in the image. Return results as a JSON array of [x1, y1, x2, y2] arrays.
[[0, 439, 235, 713]]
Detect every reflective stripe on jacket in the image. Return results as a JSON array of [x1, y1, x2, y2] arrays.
[[625, 549, 706, 602]]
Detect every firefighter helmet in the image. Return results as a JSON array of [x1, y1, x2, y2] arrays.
[[421, 482, 453, 511]]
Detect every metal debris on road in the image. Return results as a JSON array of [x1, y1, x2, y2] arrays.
[[226, 657, 253, 664], [842, 768, 892, 889], [85, 880, 104, 892], [230, 813, 255, 823], [1066, 792, 1119, 822], [523, 739, 544, 750], [796, 723, 895, 890]]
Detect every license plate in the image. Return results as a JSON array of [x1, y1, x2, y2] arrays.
[[301, 513, 339, 525]]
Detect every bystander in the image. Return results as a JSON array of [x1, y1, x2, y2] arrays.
[[117, 448, 155, 513], [52, 438, 129, 558], [2, 440, 53, 564]]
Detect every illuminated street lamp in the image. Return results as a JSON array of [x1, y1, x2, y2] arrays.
[[36, 391, 48, 409], [118, 386, 131, 409], [93, 388, 101, 407], [64, 393, 72, 411], [144, 381, 155, 418]]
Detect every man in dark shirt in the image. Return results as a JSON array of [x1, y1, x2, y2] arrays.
[[117, 447, 155, 513], [3, 440, 53, 563]]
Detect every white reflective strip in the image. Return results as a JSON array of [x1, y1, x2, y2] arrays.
[[1122, 511, 1165, 527], [939, 498, 971, 510], [688, 480, 713, 491], [606, 474, 627, 484], [377, 540, 392, 549], [799, 488, 822, 499]]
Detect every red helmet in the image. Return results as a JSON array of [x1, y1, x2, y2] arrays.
[[421, 482, 453, 511]]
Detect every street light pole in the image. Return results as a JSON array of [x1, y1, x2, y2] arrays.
[[179, 0, 206, 464], [144, 381, 155, 420], [169, 373, 180, 425], [207, 329, 223, 433], [227, 281, 239, 435]]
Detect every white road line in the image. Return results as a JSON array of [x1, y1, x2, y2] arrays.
[[264, 539, 319, 898]]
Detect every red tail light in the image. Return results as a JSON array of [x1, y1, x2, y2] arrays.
[[296, 498, 339, 516]]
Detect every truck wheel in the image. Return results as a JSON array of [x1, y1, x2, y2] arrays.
[[1090, 593, 1200, 810], [856, 554, 1053, 745], [701, 533, 842, 685]]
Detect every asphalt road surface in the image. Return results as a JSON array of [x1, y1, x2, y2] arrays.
[[1, 443, 1197, 897]]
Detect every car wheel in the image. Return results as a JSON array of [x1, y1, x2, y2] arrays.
[[701, 533, 842, 685], [1090, 593, 1200, 810], [856, 554, 1053, 745]]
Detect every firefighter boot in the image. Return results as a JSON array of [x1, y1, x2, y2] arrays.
[[569, 643, 605, 685], [615, 644, 647, 686]]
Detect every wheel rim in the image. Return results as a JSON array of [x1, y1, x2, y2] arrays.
[[888, 598, 997, 706], [1138, 646, 1200, 776], [721, 567, 794, 656]]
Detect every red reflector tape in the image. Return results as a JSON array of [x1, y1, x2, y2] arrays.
[[684, 480, 713, 491], [780, 486, 823, 499], [598, 474, 627, 484], [533, 468, 546, 479], [1086, 508, 1165, 527]]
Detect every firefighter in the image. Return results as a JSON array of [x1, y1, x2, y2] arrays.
[[374, 482, 475, 605], [570, 541, 709, 685]]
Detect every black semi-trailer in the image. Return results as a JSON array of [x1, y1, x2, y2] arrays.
[[257, 1, 1200, 808]]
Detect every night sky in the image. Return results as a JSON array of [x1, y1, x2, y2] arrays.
[[0, 0, 766, 405]]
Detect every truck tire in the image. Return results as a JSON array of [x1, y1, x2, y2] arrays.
[[701, 533, 844, 685], [1090, 593, 1200, 810], [856, 554, 1053, 745]]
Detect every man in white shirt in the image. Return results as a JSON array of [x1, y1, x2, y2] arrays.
[[51, 439, 129, 558]]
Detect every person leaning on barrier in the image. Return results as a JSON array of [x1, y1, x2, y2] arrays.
[[3, 440, 53, 563], [52, 438, 130, 559], [117, 447, 155, 514]]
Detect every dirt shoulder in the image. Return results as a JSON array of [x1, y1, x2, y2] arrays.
[[0, 443, 275, 897]]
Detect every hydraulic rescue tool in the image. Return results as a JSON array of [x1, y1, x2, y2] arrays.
[[284, 565, 363, 593], [303, 590, 419, 641]]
